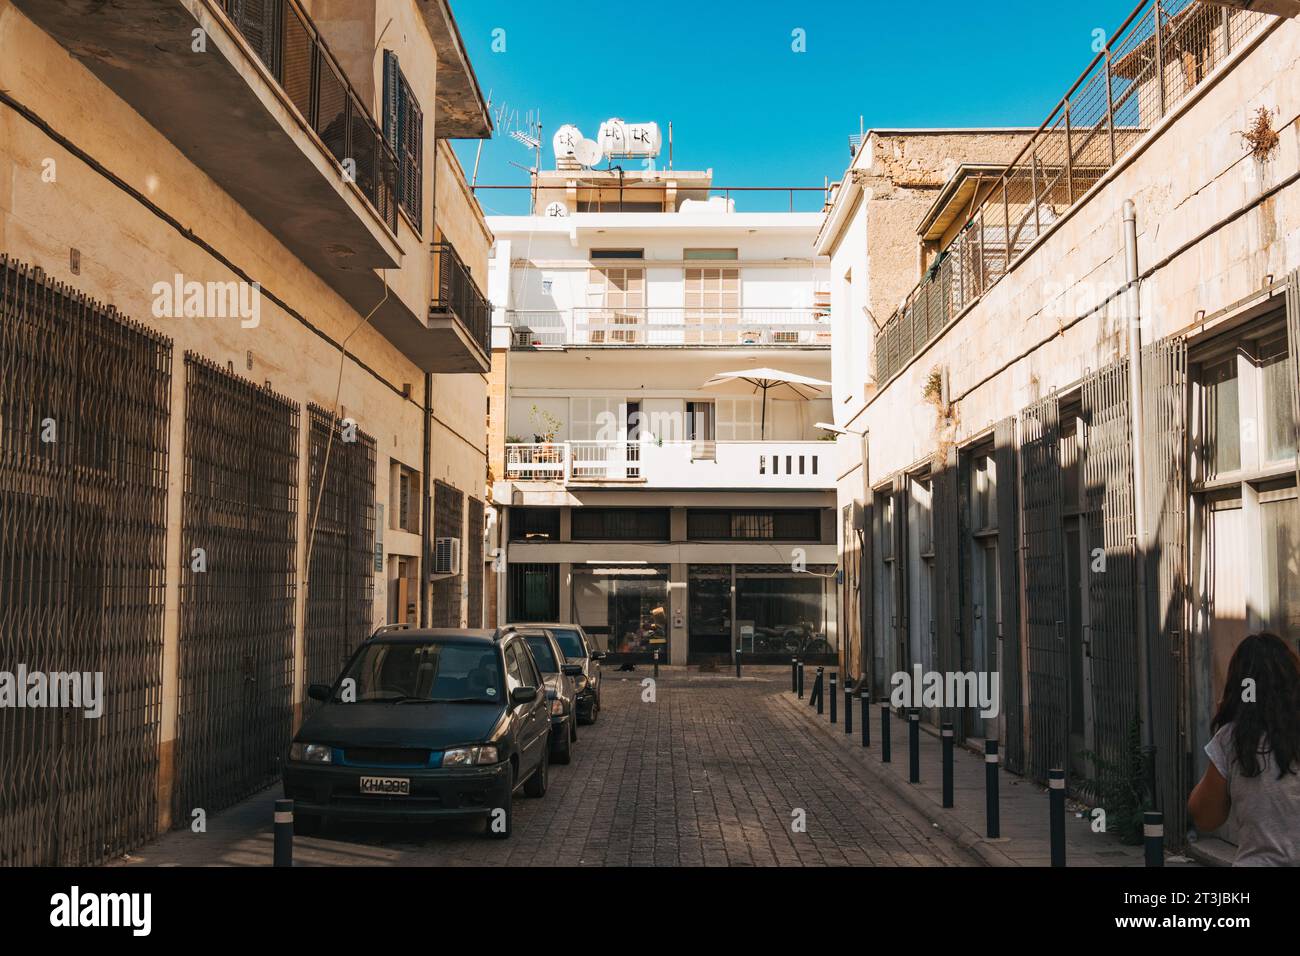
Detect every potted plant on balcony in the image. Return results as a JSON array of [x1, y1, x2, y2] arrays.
[[529, 406, 563, 465]]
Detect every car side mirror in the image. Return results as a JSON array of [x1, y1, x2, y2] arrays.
[[561, 663, 583, 677], [590, 651, 608, 661], [307, 683, 332, 702], [510, 686, 539, 705]]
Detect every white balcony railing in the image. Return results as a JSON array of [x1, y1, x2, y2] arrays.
[[503, 440, 834, 489], [508, 308, 830, 348]]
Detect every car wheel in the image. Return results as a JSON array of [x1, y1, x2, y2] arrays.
[[588, 695, 599, 724], [570, 716, 578, 743], [551, 720, 573, 765], [523, 743, 549, 797], [293, 812, 322, 837]]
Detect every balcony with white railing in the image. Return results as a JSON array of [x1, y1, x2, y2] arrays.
[[507, 308, 831, 349], [503, 440, 834, 490]]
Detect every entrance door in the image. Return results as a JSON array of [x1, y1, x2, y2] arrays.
[[688, 568, 732, 661]]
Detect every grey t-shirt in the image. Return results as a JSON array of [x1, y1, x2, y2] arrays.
[[1204, 722, 1300, 866]]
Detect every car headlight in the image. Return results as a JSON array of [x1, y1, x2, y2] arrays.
[[289, 742, 333, 764], [442, 745, 500, 767], [574, 675, 588, 691], [550, 699, 566, 716]]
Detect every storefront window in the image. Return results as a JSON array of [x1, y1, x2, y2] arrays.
[[734, 565, 834, 659], [571, 565, 670, 658]]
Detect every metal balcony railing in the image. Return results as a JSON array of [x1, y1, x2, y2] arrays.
[[430, 241, 491, 355], [871, 0, 1270, 385], [503, 441, 832, 487], [219, 0, 399, 232], [508, 308, 831, 348]]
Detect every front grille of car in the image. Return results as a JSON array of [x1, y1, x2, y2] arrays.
[[340, 747, 433, 767]]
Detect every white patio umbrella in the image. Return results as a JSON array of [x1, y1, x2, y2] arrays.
[[701, 367, 831, 439]]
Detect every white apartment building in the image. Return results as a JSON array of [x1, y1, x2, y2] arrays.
[[486, 156, 838, 665]]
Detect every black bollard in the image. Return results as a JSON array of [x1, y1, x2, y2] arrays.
[[985, 740, 1000, 839], [860, 689, 870, 748], [908, 709, 920, 783], [829, 672, 838, 724], [843, 682, 853, 735], [797, 660, 805, 699], [880, 705, 891, 763], [1143, 811, 1164, 867], [653, 648, 660, 680], [274, 798, 294, 868], [735, 647, 742, 679], [814, 667, 825, 715], [1049, 768, 1066, 867], [791, 656, 798, 693], [941, 723, 954, 808]]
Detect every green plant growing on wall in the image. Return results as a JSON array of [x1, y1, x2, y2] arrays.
[[1079, 715, 1150, 845], [923, 366, 944, 407]]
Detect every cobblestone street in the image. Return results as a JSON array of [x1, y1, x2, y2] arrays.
[[116, 668, 971, 867]]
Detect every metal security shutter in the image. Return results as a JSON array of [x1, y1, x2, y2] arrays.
[[993, 417, 1025, 772], [1288, 270, 1300, 489], [892, 475, 910, 686], [305, 406, 375, 714], [859, 440, 874, 689], [467, 497, 485, 627], [1080, 361, 1139, 803], [1020, 395, 1068, 782], [430, 481, 464, 627], [176, 355, 299, 821], [0, 258, 171, 865], [1142, 336, 1190, 846], [932, 447, 962, 722]]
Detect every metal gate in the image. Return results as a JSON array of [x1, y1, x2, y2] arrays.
[[1020, 394, 1069, 782], [305, 405, 375, 709], [993, 417, 1025, 772], [932, 446, 962, 724], [174, 354, 299, 822], [467, 497, 485, 627], [1142, 336, 1190, 844], [0, 256, 171, 865], [430, 480, 464, 626], [1081, 360, 1139, 801]]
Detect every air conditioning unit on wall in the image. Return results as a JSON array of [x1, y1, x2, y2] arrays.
[[432, 537, 461, 577]]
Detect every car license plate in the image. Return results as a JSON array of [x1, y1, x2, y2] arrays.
[[359, 776, 410, 796]]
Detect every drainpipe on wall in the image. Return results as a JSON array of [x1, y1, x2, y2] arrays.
[[422, 141, 440, 628], [1123, 199, 1157, 803]]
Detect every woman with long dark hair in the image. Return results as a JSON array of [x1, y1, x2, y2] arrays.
[[1188, 632, 1300, 865]]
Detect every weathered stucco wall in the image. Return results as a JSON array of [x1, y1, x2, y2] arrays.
[[854, 18, 1298, 482]]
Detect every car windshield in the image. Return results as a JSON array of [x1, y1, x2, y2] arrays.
[[550, 628, 586, 660], [523, 635, 559, 673], [338, 641, 502, 703]]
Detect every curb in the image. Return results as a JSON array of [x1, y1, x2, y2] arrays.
[[776, 691, 1020, 867]]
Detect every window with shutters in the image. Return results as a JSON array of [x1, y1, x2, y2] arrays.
[[383, 51, 423, 233], [684, 266, 741, 344]]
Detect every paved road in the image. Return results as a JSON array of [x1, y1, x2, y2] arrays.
[[116, 668, 971, 867]]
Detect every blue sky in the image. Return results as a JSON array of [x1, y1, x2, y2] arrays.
[[449, 0, 1141, 215]]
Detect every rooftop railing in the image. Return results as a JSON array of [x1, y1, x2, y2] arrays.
[[872, 0, 1270, 385], [507, 308, 831, 348], [219, 0, 399, 232]]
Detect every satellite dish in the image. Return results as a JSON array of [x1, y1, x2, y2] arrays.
[[574, 139, 603, 168], [544, 201, 570, 219], [552, 125, 582, 159]]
